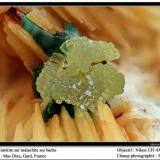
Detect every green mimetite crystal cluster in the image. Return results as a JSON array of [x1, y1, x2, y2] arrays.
[[36, 37, 125, 111]]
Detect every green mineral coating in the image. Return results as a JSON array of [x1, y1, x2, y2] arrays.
[[42, 99, 62, 122], [21, 15, 80, 56], [64, 22, 80, 37], [32, 63, 44, 98], [64, 103, 75, 118], [42, 99, 74, 122], [36, 36, 125, 112]]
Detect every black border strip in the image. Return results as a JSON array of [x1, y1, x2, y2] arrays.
[[0, 142, 160, 146], [0, 2, 160, 146], [0, 2, 160, 6]]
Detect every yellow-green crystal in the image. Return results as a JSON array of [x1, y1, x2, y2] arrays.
[[36, 37, 125, 111]]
